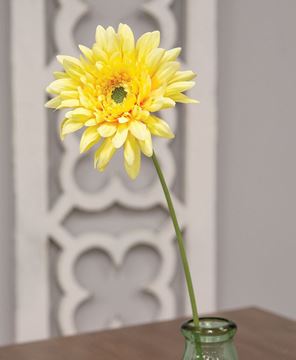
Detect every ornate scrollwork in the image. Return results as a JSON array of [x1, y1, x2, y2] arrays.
[[45, 0, 187, 335]]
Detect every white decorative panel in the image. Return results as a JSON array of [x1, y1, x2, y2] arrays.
[[12, 0, 217, 342]]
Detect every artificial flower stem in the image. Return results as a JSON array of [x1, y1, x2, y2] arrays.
[[152, 152, 203, 357], [152, 152, 200, 328]]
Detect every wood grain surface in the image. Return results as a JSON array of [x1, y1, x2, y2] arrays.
[[0, 308, 295, 359]]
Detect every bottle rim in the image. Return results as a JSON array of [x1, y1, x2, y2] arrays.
[[181, 317, 237, 339]]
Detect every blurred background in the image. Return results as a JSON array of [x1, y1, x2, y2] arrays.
[[0, 0, 295, 346]]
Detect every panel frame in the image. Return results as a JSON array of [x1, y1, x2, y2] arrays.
[[185, 0, 217, 315]]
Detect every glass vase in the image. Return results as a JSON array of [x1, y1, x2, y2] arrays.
[[181, 317, 238, 360]]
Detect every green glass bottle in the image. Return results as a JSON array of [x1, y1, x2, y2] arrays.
[[181, 317, 238, 360]]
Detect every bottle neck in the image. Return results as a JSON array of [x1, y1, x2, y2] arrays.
[[181, 317, 237, 344]]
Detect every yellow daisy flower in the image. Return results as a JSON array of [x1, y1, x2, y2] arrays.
[[46, 24, 197, 179]]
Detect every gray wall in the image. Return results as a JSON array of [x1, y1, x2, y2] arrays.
[[217, 0, 296, 317], [0, 0, 14, 345], [0, 0, 296, 346]]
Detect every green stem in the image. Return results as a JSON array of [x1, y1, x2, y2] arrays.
[[152, 152, 200, 328]]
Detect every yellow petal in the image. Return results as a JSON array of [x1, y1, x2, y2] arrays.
[[60, 118, 84, 139], [56, 55, 81, 67], [169, 93, 199, 104], [45, 96, 61, 108], [79, 44, 94, 62], [92, 45, 108, 62], [59, 118, 68, 140], [57, 99, 80, 109], [138, 74, 152, 103], [144, 115, 175, 139], [112, 124, 128, 148], [98, 123, 117, 137], [96, 61, 104, 71], [118, 116, 129, 124], [46, 78, 78, 95], [169, 70, 197, 83], [62, 59, 83, 79], [109, 51, 122, 63], [144, 98, 163, 112], [131, 106, 149, 120], [139, 131, 153, 157], [60, 90, 79, 100], [78, 88, 95, 109], [150, 86, 165, 98], [124, 153, 141, 179], [165, 81, 195, 96], [161, 97, 175, 109], [146, 48, 165, 74], [105, 26, 119, 54], [124, 134, 136, 165], [129, 121, 149, 141], [136, 31, 160, 60], [85, 118, 97, 126], [53, 71, 68, 79], [154, 61, 180, 84], [96, 25, 107, 49], [145, 97, 175, 112], [118, 23, 135, 53], [124, 135, 141, 179], [94, 138, 116, 171], [162, 47, 181, 62], [80, 126, 100, 153], [66, 108, 92, 120]]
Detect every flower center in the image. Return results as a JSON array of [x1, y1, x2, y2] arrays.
[[111, 86, 127, 104]]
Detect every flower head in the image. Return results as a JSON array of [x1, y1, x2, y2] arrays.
[[46, 24, 197, 179]]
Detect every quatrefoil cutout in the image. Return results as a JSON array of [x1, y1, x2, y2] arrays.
[[57, 229, 177, 334], [75, 245, 161, 332]]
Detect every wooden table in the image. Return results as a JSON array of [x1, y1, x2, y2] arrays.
[[0, 308, 295, 359]]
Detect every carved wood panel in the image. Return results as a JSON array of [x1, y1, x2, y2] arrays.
[[12, 0, 217, 342]]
